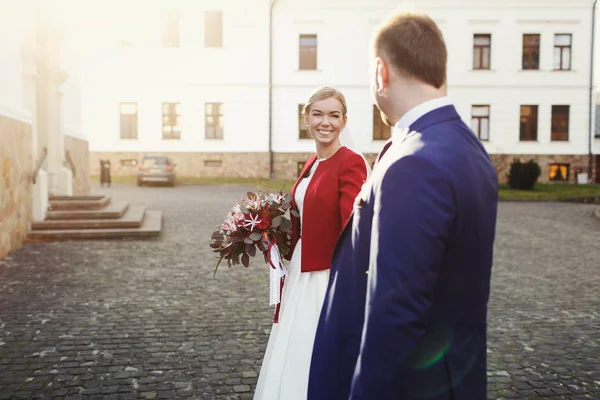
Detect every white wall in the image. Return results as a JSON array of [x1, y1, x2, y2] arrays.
[[61, 35, 86, 141], [85, 83, 269, 153], [0, 6, 32, 123], [272, 0, 595, 155], [81, 0, 270, 153], [452, 88, 590, 155], [0, 2, 85, 138], [82, 0, 597, 157]]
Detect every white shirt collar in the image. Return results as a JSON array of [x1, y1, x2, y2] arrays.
[[394, 96, 452, 132]]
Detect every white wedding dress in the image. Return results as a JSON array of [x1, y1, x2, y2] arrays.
[[254, 160, 330, 400]]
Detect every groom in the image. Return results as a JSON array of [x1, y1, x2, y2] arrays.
[[308, 10, 498, 400]]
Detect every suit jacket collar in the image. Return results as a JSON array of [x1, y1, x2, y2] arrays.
[[409, 104, 461, 133], [390, 104, 461, 145], [331, 104, 462, 262], [395, 96, 453, 130]]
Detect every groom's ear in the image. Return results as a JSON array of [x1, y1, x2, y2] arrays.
[[376, 57, 390, 90]]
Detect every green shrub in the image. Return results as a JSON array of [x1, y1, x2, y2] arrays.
[[507, 158, 541, 190]]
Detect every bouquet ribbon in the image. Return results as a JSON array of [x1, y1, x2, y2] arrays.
[[267, 240, 287, 320]]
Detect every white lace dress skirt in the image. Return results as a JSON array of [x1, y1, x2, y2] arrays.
[[254, 160, 330, 400], [253, 239, 330, 400]]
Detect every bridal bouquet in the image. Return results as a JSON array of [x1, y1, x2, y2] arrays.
[[210, 189, 299, 305]]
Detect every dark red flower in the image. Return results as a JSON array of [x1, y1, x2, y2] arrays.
[[256, 218, 270, 230]]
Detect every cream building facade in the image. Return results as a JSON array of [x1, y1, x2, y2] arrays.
[[83, 0, 599, 183]]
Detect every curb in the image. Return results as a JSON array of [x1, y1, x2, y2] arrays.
[[499, 196, 600, 204]]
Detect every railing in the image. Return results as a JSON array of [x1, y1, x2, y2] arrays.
[[65, 150, 76, 178], [31, 147, 47, 184]]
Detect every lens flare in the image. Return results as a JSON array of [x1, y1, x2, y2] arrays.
[[412, 330, 453, 370]]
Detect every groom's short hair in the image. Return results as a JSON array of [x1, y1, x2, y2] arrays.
[[373, 11, 447, 89]]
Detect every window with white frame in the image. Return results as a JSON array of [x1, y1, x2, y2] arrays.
[[299, 34, 317, 70], [162, 11, 180, 48], [520, 105, 538, 141], [373, 105, 391, 140], [205, 11, 223, 48], [522, 34, 540, 70], [162, 103, 181, 139], [120, 103, 138, 139], [473, 34, 491, 70], [551, 105, 569, 141], [471, 105, 490, 141], [298, 104, 311, 139], [553, 34, 572, 71], [205, 103, 224, 139]]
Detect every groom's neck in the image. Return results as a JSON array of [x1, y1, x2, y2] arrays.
[[388, 81, 447, 125]]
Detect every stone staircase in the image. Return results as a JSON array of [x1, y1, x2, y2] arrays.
[[27, 196, 162, 241]]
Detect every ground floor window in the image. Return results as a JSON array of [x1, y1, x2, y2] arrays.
[[549, 163, 569, 182]]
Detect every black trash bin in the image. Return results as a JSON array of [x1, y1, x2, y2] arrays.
[[100, 159, 112, 188]]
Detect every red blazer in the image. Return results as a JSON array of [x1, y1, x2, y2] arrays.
[[286, 146, 367, 272]]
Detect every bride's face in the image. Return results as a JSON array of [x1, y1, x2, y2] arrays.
[[304, 97, 347, 147]]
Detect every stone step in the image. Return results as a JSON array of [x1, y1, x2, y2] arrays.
[[49, 195, 110, 211], [46, 202, 128, 220], [26, 211, 162, 241], [32, 206, 145, 230]]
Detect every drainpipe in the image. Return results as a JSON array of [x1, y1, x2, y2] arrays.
[[589, 0, 597, 181], [268, 0, 278, 179]]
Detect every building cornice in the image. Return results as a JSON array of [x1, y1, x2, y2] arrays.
[[516, 19, 582, 24]]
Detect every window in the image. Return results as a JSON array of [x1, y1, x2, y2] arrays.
[[162, 103, 181, 139], [551, 105, 569, 141], [373, 105, 391, 140], [471, 105, 490, 141], [205, 103, 224, 139], [120, 103, 138, 139], [520, 105, 538, 141], [162, 11, 180, 47], [549, 163, 569, 182], [205, 11, 223, 48], [522, 34, 540, 70], [299, 34, 317, 70], [473, 34, 491, 70], [298, 104, 311, 139], [554, 34, 572, 71]]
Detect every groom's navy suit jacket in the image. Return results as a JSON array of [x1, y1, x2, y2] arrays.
[[308, 105, 498, 400]]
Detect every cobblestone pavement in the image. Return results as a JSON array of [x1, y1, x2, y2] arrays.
[[0, 183, 598, 400]]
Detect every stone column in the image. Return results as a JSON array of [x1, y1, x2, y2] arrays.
[[47, 69, 72, 196], [21, 20, 48, 221], [36, 17, 72, 197]]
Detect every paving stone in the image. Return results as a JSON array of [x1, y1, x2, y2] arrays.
[[0, 185, 598, 398], [156, 390, 175, 399], [233, 385, 251, 393], [101, 385, 119, 394]]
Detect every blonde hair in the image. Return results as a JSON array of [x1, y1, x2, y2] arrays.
[[302, 86, 348, 117]]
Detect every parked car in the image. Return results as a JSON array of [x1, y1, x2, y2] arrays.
[[137, 155, 176, 187]]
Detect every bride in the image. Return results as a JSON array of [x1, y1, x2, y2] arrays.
[[254, 87, 370, 400]]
